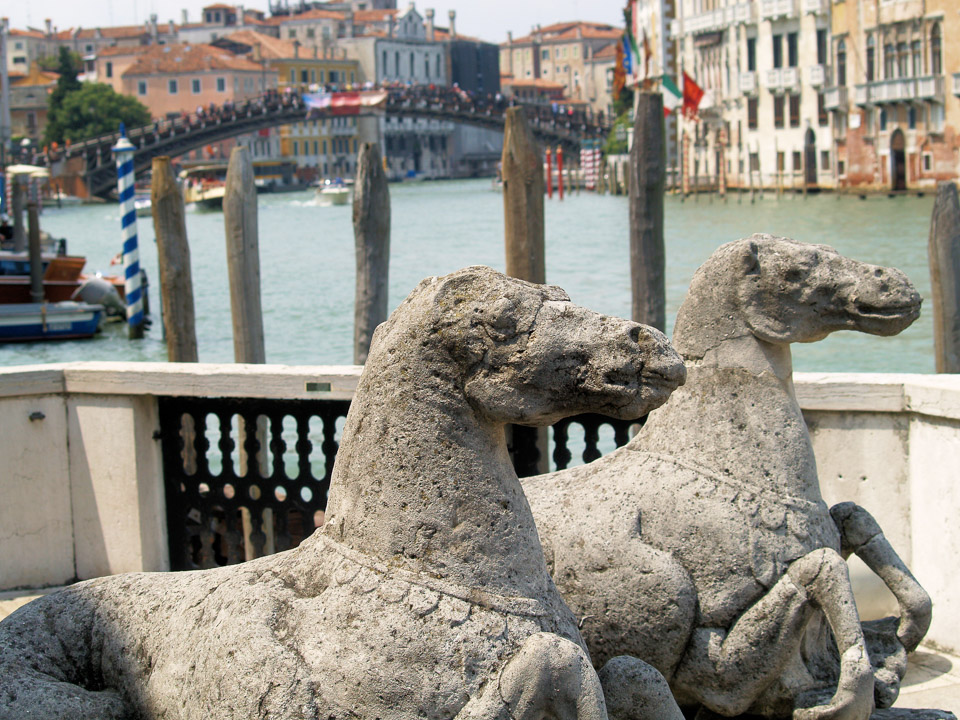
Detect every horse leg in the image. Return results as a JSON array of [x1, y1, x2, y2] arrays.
[[598, 655, 684, 720], [830, 502, 932, 652], [830, 502, 931, 709], [669, 567, 816, 716], [454, 633, 607, 720], [788, 548, 874, 720]]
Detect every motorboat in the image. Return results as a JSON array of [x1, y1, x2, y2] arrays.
[[0, 251, 126, 317], [317, 178, 350, 206], [180, 166, 227, 211], [0, 301, 105, 342]]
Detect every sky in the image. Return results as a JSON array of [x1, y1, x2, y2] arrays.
[[4, 0, 626, 45]]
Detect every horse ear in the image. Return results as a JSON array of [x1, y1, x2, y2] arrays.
[[741, 240, 760, 276]]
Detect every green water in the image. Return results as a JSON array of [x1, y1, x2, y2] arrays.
[[0, 180, 937, 374]]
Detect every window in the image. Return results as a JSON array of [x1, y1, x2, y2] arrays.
[[884, 42, 895, 78], [787, 33, 798, 67], [879, 108, 887, 131], [306, 28, 315, 38], [931, 23, 941, 75], [838, 159, 846, 177], [816, 29, 827, 65], [792, 151, 802, 172], [288, 29, 296, 39], [774, 95, 785, 128], [301, 69, 309, 83], [217, 77, 225, 92], [192, 78, 201, 93], [923, 152, 932, 172], [290, 68, 296, 83], [772, 34, 783, 69], [542, 49, 549, 60], [168, 79, 178, 94], [747, 37, 756, 72], [555, 47, 561, 59], [313, 140, 318, 155], [821, 150, 830, 171], [382, 50, 388, 75], [105, 61, 113, 78], [897, 42, 908, 77], [866, 36, 875, 82], [911, 41, 921, 77], [750, 152, 759, 172], [410, 51, 414, 75], [908, 106, 916, 130], [395, 52, 400, 75], [817, 92, 828, 126], [425, 56, 430, 78], [138, 81, 147, 95], [573, 46, 579, 59], [789, 93, 800, 127], [837, 40, 846, 86], [293, 141, 299, 155], [322, 139, 327, 154], [310, 70, 316, 83], [748, 97, 758, 129]]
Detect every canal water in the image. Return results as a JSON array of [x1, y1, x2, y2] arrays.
[[1, 180, 938, 374]]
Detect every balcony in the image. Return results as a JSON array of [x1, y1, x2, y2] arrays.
[[740, 71, 758, 95], [686, 8, 727, 34], [855, 76, 945, 105], [954, 73, 960, 97], [767, 67, 800, 93], [760, 0, 798, 20], [801, 0, 828, 13], [733, 2, 758, 24], [824, 85, 848, 111], [808, 64, 827, 87]]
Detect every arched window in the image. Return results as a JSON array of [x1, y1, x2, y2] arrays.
[[931, 23, 942, 76], [837, 39, 847, 86], [866, 35, 875, 82]]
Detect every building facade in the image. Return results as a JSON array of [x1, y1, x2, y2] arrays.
[[674, 0, 958, 191]]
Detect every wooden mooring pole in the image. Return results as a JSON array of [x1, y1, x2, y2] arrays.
[[629, 92, 666, 332], [224, 146, 266, 365], [929, 181, 960, 373], [151, 156, 198, 362], [27, 198, 43, 303], [501, 106, 547, 475], [353, 142, 391, 365], [502, 107, 545, 284]]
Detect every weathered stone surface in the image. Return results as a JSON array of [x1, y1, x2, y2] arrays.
[[0, 266, 686, 720], [525, 236, 934, 720]]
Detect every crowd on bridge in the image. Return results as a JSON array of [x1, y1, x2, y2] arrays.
[[32, 82, 609, 167]]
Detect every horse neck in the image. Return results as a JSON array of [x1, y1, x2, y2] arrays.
[[636, 330, 824, 503], [322, 347, 553, 600]]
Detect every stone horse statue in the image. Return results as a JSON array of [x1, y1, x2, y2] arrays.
[[0, 266, 687, 720], [524, 237, 931, 720]]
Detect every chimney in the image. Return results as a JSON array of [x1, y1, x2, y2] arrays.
[[181, 9, 188, 24], [238, 5, 245, 27], [95, 27, 102, 39], [294, 39, 300, 58], [388, 14, 396, 37], [45, 18, 52, 36], [168, 20, 175, 35], [150, 13, 159, 40], [425, 8, 434, 42], [448, 9, 456, 38]]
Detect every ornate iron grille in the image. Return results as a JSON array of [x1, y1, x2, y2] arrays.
[[158, 396, 640, 571]]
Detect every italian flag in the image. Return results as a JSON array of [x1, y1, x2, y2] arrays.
[[662, 75, 682, 116]]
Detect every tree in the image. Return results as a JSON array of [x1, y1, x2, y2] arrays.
[[38, 50, 81, 73], [45, 83, 152, 144]]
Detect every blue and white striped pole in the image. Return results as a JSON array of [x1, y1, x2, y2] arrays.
[[112, 125, 145, 338]]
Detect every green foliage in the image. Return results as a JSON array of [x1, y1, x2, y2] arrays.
[[613, 86, 634, 119], [45, 83, 151, 145], [603, 112, 632, 156], [37, 50, 81, 73]]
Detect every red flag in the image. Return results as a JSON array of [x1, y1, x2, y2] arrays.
[[682, 71, 705, 119]]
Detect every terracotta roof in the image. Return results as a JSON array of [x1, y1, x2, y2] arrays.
[[95, 45, 151, 58], [203, 3, 236, 10], [123, 43, 264, 75], [9, 28, 47, 39], [276, 9, 345, 23], [590, 41, 618, 60], [502, 21, 621, 47], [220, 30, 307, 60], [56, 25, 151, 40], [354, 9, 397, 23], [432, 27, 486, 44], [10, 67, 59, 86]]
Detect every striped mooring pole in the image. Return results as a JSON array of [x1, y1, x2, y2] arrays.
[[112, 125, 145, 339]]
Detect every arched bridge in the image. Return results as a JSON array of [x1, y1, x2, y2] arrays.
[[48, 87, 609, 199]]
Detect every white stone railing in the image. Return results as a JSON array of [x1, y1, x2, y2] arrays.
[[855, 76, 945, 105], [739, 71, 758, 95], [807, 64, 827, 87], [759, 0, 799, 20], [824, 85, 848, 110], [1, 363, 958, 655]]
